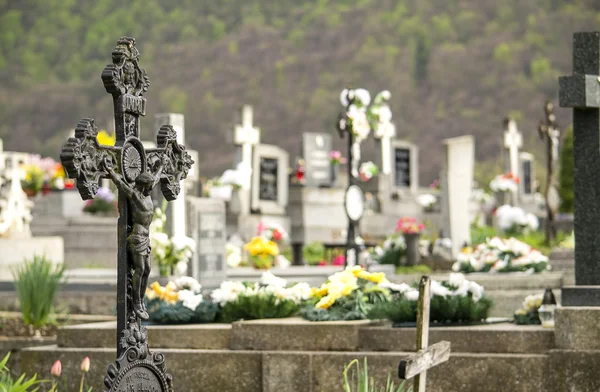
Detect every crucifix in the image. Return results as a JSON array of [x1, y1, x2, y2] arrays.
[[60, 37, 193, 391], [559, 31, 600, 304], [337, 89, 366, 267], [537, 100, 561, 244], [234, 105, 260, 174], [503, 118, 522, 204], [398, 276, 451, 392]]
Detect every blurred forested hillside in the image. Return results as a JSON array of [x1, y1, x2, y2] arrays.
[[0, 0, 599, 185]]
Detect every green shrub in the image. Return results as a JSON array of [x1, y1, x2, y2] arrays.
[[12, 255, 66, 328], [0, 352, 47, 391], [303, 241, 325, 265], [343, 357, 411, 392], [219, 291, 301, 323]]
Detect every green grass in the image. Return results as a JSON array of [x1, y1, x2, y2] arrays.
[[395, 265, 432, 275], [343, 357, 411, 392]]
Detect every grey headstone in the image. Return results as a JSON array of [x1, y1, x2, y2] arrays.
[[302, 132, 332, 187], [187, 197, 227, 288], [251, 144, 289, 215]]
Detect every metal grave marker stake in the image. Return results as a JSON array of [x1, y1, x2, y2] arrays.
[[398, 276, 451, 392], [60, 37, 194, 391]]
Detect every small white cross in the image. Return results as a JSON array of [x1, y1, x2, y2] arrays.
[[504, 119, 522, 180], [234, 105, 260, 169]]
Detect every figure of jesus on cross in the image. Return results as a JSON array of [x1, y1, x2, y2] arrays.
[[61, 37, 193, 391]]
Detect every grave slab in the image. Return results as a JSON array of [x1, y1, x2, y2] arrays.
[[555, 306, 600, 350]]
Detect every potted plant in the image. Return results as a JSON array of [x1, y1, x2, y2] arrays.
[[82, 187, 117, 216], [302, 241, 326, 266], [21, 164, 44, 197], [329, 150, 346, 185], [395, 217, 425, 266], [244, 236, 280, 269]]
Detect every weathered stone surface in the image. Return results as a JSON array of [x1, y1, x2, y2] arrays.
[[549, 349, 600, 392], [20, 346, 262, 392], [262, 352, 312, 392], [230, 317, 376, 351], [555, 307, 600, 350], [360, 323, 555, 354], [58, 321, 231, 349]]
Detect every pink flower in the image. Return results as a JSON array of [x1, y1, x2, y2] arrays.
[[318, 260, 327, 266], [332, 255, 345, 266], [256, 222, 266, 235], [81, 356, 90, 373], [51, 360, 62, 377]]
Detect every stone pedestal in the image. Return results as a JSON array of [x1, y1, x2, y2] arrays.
[[0, 236, 64, 280], [555, 307, 600, 350]]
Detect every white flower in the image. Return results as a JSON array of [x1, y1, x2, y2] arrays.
[[288, 283, 312, 304], [174, 261, 188, 276], [54, 176, 65, 190], [151, 232, 170, 246], [380, 90, 391, 100], [227, 251, 242, 268], [448, 273, 466, 288], [340, 89, 350, 107], [526, 213, 539, 231], [431, 280, 452, 297], [276, 255, 291, 269], [405, 289, 419, 301], [354, 88, 371, 106], [490, 175, 519, 193], [172, 235, 196, 253], [174, 276, 202, 294], [377, 105, 393, 123], [260, 271, 288, 287], [416, 194, 437, 209], [379, 282, 412, 293], [468, 281, 484, 302], [178, 290, 204, 311], [211, 281, 247, 306]]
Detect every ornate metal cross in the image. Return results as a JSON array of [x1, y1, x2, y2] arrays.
[[559, 31, 600, 295], [60, 37, 193, 391], [537, 100, 561, 244]]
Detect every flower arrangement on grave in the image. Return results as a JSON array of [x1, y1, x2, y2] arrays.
[[358, 161, 379, 182], [244, 236, 280, 269], [145, 277, 218, 324], [21, 164, 45, 196], [21, 156, 75, 196], [429, 179, 441, 191], [452, 237, 549, 274], [490, 173, 519, 193], [374, 235, 406, 267], [82, 187, 117, 215], [368, 273, 492, 324], [395, 217, 425, 235], [211, 272, 312, 322], [495, 205, 539, 235], [513, 293, 543, 325], [150, 201, 196, 276], [329, 150, 347, 166], [257, 222, 288, 245], [301, 266, 390, 321]]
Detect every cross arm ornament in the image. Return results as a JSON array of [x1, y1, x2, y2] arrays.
[[559, 32, 600, 109]]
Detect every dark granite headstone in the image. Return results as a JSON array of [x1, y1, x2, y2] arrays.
[[394, 147, 411, 187], [559, 31, 600, 305], [522, 160, 532, 195], [259, 157, 279, 201], [302, 132, 332, 187]]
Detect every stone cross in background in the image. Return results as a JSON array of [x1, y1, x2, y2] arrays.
[[374, 114, 396, 175], [537, 101, 561, 244], [0, 144, 33, 238], [234, 105, 260, 173], [559, 31, 600, 306], [503, 118, 522, 204], [61, 37, 193, 390]]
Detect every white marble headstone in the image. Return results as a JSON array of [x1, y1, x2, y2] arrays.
[[440, 136, 474, 258]]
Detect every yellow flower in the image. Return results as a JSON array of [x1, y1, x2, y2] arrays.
[[97, 130, 116, 146], [145, 288, 157, 300], [357, 271, 386, 284], [461, 246, 473, 254], [150, 281, 179, 302], [244, 236, 280, 257], [311, 287, 328, 297], [316, 294, 338, 309], [348, 266, 365, 277]]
